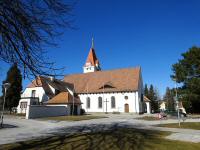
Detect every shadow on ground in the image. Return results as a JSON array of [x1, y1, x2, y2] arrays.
[[0, 124, 17, 129], [1, 123, 169, 150], [2, 123, 200, 150]]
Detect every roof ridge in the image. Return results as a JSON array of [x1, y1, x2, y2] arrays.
[[64, 66, 141, 77]]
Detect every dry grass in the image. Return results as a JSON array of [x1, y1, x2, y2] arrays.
[[157, 122, 200, 130], [1, 128, 200, 150], [136, 116, 159, 121], [39, 115, 107, 121]]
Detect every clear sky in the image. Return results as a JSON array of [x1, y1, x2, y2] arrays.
[[1, 0, 200, 96]]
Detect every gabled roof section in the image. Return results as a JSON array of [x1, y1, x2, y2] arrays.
[[64, 67, 141, 93], [27, 76, 74, 98], [144, 96, 151, 102], [46, 92, 81, 105]]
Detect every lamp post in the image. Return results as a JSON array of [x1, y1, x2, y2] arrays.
[[173, 78, 180, 127], [0, 82, 11, 128]]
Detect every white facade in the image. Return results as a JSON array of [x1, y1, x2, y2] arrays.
[[17, 87, 48, 113], [145, 102, 151, 114], [78, 91, 143, 113]]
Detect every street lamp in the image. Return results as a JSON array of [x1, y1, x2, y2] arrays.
[[0, 82, 11, 128], [172, 78, 180, 127]]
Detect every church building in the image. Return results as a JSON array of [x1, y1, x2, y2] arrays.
[[17, 39, 147, 117]]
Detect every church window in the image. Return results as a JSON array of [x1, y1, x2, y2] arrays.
[[86, 97, 90, 109], [98, 97, 102, 108], [125, 96, 128, 100], [111, 96, 115, 108]]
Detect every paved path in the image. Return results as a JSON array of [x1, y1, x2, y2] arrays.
[[0, 114, 200, 145]]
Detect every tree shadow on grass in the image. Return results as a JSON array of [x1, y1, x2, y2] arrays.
[[1, 123, 168, 150]]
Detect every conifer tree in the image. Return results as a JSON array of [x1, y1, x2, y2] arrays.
[[171, 46, 200, 113], [144, 84, 149, 97], [2, 64, 22, 113], [163, 87, 175, 111]]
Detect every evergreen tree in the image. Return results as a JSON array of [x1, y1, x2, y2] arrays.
[[146, 84, 159, 113], [2, 64, 22, 113], [171, 46, 200, 113], [163, 87, 175, 111], [144, 84, 149, 97]]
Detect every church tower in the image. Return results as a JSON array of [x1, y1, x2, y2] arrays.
[[83, 38, 101, 73]]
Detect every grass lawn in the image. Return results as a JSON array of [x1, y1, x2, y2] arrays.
[[40, 115, 107, 121], [136, 116, 159, 121], [1, 128, 200, 150], [157, 122, 200, 130]]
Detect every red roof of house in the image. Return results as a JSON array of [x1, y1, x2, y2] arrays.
[[46, 92, 81, 105]]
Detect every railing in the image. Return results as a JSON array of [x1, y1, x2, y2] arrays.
[[21, 97, 40, 105]]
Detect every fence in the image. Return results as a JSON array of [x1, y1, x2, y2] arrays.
[[26, 105, 68, 119]]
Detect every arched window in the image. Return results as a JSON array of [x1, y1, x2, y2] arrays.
[[125, 96, 128, 100], [98, 97, 102, 108], [86, 97, 90, 109], [111, 96, 115, 108]]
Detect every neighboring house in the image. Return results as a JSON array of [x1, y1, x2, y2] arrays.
[[17, 39, 145, 116], [17, 76, 81, 114], [176, 101, 187, 114], [159, 101, 166, 111], [143, 96, 151, 114]]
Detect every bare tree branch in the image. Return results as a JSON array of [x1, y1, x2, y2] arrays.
[[0, 0, 75, 79]]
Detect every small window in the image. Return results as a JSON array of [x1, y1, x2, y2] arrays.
[[111, 96, 116, 108], [86, 97, 90, 109], [20, 102, 27, 109], [125, 96, 128, 100], [98, 97, 102, 108], [31, 90, 36, 97]]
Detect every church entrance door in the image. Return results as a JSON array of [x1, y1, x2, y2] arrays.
[[125, 104, 129, 113]]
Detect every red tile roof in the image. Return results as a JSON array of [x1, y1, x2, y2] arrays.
[[46, 92, 81, 105], [64, 67, 141, 94]]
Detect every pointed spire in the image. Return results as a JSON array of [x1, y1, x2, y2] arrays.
[[91, 37, 94, 49]]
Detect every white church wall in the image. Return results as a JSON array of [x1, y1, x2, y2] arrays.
[[78, 92, 140, 113]]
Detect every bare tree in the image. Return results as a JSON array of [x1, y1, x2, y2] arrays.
[[0, 0, 74, 79]]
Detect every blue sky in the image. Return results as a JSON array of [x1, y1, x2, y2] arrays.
[[1, 0, 200, 96]]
